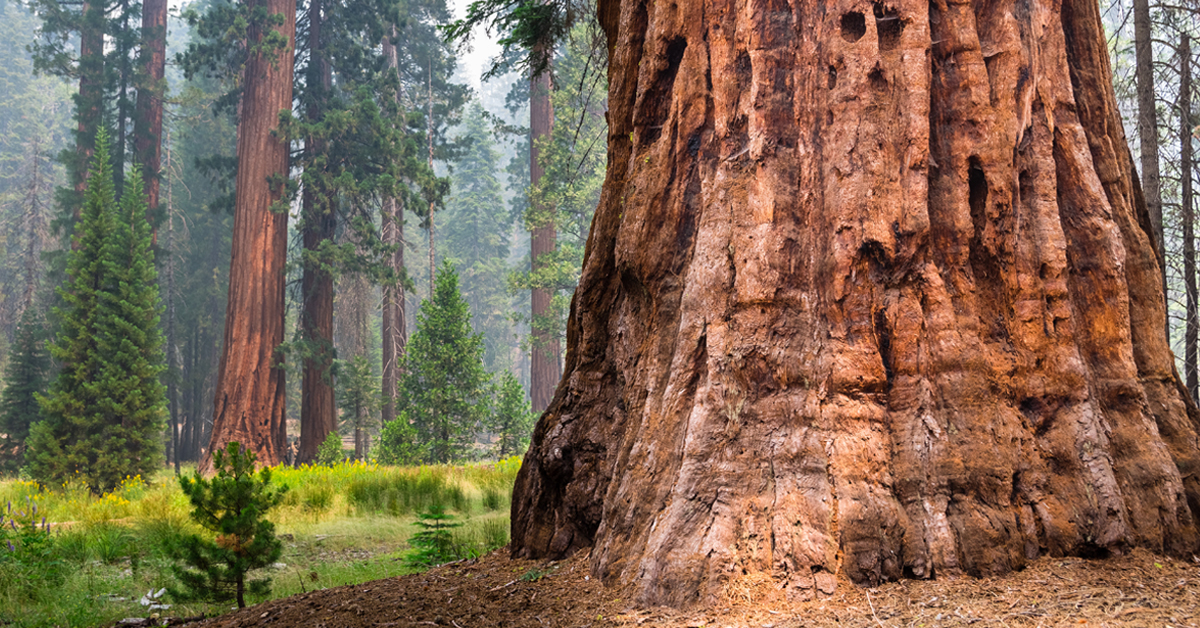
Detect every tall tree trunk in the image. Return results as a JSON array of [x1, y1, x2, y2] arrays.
[[18, 133, 47, 320], [1134, 0, 1163, 287], [381, 28, 407, 426], [1184, 33, 1197, 402], [427, 61, 436, 297], [165, 129, 180, 473], [206, 0, 295, 470], [297, 0, 336, 464], [529, 49, 560, 413], [511, 0, 1200, 606], [114, 0, 134, 195], [73, 0, 104, 211], [183, 324, 196, 460], [134, 0, 167, 235]]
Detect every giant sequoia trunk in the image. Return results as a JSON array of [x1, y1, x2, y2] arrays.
[[511, 0, 1200, 607], [206, 0, 295, 469]]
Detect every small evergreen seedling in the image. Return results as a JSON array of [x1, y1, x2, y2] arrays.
[[405, 505, 462, 568], [171, 442, 287, 608]]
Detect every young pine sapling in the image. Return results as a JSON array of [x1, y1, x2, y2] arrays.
[[171, 442, 287, 608]]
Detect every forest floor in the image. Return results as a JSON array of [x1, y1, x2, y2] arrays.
[[134, 546, 1198, 628]]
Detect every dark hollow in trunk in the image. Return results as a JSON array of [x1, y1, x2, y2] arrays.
[[511, 0, 1200, 608]]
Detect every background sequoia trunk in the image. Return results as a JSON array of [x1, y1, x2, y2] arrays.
[[510, 0, 1200, 607]]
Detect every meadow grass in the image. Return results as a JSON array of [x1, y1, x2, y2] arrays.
[[0, 457, 521, 628]]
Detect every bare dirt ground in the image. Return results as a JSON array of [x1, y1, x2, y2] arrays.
[[148, 548, 1198, 628]]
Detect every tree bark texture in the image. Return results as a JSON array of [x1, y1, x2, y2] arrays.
[[298, 0, 336, 464], [381, 29, 407, 426], [73, 0, 104, 207], [1133, 0, 1163, 278], [206, 0, 295, 470], [510, 0, 1200, 607], [1183, 33, 1196, 402], [530, 55, 561, 413], [134, 0, 167, 230]]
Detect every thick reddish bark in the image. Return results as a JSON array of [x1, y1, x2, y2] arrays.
[[530, 55, 561, 413], [511, 0, 1200, 607], [134, 0, 167, 228], [297, 0, 336, 464], [381, 30, 407, 426], [206, 0, 295, 470]]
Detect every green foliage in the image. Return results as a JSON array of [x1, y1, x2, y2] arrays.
[[0, 459, 519, 625], [404, 504, 462, 568], [399, 262, 491, 463], [30, 0, 146, 209], [488, 371, 536, 458], [375, 418, 426, 466], [27, 129, 167, 494], [443, 101, 516, 372], [509, 20, 607, 352], [519, 565, 554, 582], [0, 497, 65, 602], [338, 355, 380, 460], [0, 311, 50, 474], [344, 467, 465, 515], [443, 0, 588, 78], [0, 2, 71, 345], [316, 430, 345, 467], [171, 442, 287, 609]]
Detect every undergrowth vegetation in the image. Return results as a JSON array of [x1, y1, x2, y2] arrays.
[[0, 457, 520, 628]]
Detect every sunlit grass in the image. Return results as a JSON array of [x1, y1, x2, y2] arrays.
[[0, 457, 520, 628]]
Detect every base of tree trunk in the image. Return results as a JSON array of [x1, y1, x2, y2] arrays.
[[510, 0, 1200, 608]]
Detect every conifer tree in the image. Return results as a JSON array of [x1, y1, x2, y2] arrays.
[[337, 355, 379, 461], [444, 101, 514, 372], [398, 261, 489, 463], [0, 310, 50, 474], [27, 129, 166, 493], [171, 441, 286, 609], [98, 166, 168, 476], [487, 371, 534, 459]]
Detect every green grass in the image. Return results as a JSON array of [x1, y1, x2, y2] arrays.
[[0, 457, 521, 628]]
